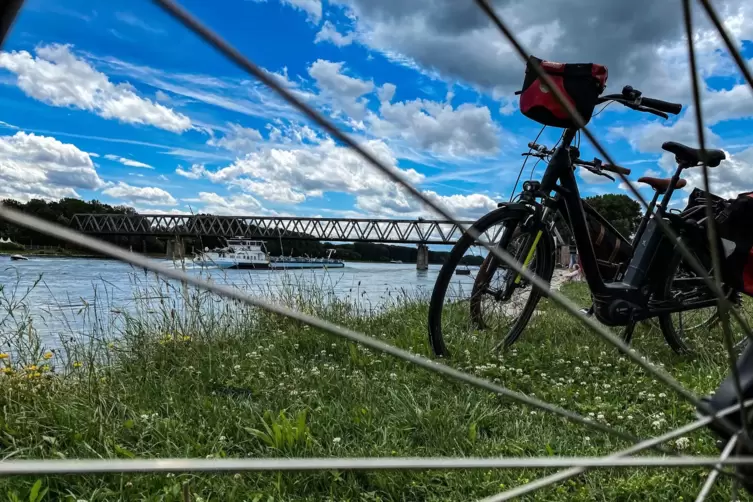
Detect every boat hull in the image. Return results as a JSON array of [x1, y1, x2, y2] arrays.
[[270, 261, 345, 270], [193, 258, 344, 270]]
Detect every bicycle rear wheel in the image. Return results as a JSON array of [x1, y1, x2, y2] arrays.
[[428, 206, 554, 357], [658, 246, 749, 354]]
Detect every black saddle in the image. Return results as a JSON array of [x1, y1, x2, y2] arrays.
[[662, 141, 726, 167]]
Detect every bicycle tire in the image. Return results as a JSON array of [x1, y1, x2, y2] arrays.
[[428, 206, 554, 357], [657, 245, 736, 354]]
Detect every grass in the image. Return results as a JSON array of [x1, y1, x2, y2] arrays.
[[0, 273, 750, 501]]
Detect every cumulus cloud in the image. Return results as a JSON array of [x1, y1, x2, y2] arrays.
[[185, 139, 424, 205], [308, 59, 374, 119], [679, 147, 753, 199], [175, 164, 207, 180], [315, 21, 355, 47], [0, 44, 192, 132], [356, 188, 497, 219], [280, 0, 322, 23], [371, 92, 501, 156], [207, 124, 263, 153], [610, 80, 753, 155], [0, 131, 103, 201], [187, 192, 264, 215], [102, 182, 177, 206], [331, 0, 752, 99], [103, 154, 154, 169]]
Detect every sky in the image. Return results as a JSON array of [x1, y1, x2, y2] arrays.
[[0, 0, 752, 221]]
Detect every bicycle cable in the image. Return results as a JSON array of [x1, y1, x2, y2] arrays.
[[508, 124, 546, 201]]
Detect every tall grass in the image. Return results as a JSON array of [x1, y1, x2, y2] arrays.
[[0, 271, 747, 501]]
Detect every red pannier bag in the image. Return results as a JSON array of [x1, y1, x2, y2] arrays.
[[716, 192, 753, 296], [519, 56, 608, 129]]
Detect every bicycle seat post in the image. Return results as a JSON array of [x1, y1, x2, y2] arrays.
[[631, 190, 662, 248], [658, 162, 691, 213]]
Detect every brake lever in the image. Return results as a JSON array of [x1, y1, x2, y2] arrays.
[[580, 164, 615, 182]]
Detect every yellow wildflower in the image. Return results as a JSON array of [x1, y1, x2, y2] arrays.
[[2, 367, 12, 375], [0, 353, 9, 360], [73, 361, 83, 368], [33, 372, 42, 378], [41, 365, 51, 372], [182, 336, 191, 342], [25, 365, 38, 372], [43, 352, 53, 360]]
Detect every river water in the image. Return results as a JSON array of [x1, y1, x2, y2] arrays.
[[0, 256, 477, 347]]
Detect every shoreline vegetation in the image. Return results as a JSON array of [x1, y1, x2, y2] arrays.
[[0, 271, 743, 501]]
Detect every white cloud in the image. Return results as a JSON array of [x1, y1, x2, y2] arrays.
[[280, 0, 322, 23], [0, 131, 104, 201], [371, 90, 500, 156], [194, 139, 423, 205], [103, 154, 154, 169], [175, 164, 207, 179], [155, 90, 171, 103], [308, 60, 502, 156], [186, 192, 264, 215], [232, 179, 309, 204], [0, 44, 192, 133], [115, 12, 165, 34], [102, 182, 177, 206], [315, 21, 355, 47], [207, 124, 263, 153], [680, 147, 753, 199], [332, 0, 751, 99], [308, 59, 373, 119], [356, 189, 497, 219]]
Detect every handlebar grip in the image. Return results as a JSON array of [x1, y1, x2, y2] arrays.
[[603, 164, 631, 176], [641, 97, 682, 115]]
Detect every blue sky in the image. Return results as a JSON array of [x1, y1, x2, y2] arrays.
[[0, 0, 751, 219]]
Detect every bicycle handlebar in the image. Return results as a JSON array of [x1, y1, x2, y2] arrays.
[[640, 97, 682, 115], [601, 163, 631, 176], [598, 86, 682, 118]]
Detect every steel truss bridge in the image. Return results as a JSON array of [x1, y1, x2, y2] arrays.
[[70, 214, 478, 245]]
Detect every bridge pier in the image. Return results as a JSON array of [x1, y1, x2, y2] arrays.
[[165, 238, 185, 260], [416, 243, 429, 271]]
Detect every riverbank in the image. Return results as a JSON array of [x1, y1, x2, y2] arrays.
[[0, 280, 740, 501]]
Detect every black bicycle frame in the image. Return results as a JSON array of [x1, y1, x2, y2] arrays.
[[534, 129, 716, 325]]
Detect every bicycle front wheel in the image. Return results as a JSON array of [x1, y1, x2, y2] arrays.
[[428, 206, 554, 357]]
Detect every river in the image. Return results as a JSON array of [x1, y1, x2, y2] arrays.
[[0, 256, 477, 347]]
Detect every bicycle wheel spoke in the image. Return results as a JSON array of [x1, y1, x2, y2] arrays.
[[472, 0, 753, 347], [0, 455, 753, 476], [695, 434, 738, 502], [478, 399, 753, 502], [682, 0, 751, 441]]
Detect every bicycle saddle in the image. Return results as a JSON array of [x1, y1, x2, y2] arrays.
[[662, 141, 726, 167], [637, 176, 687, 194]]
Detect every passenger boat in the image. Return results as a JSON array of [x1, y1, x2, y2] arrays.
[[193, 238, 344, 270], [9, 254, 28, 261]]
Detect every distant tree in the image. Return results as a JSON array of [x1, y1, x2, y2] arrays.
[[584, 194, 642, 238]]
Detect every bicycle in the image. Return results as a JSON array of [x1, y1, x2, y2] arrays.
[[428, 84, 747, 357]]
